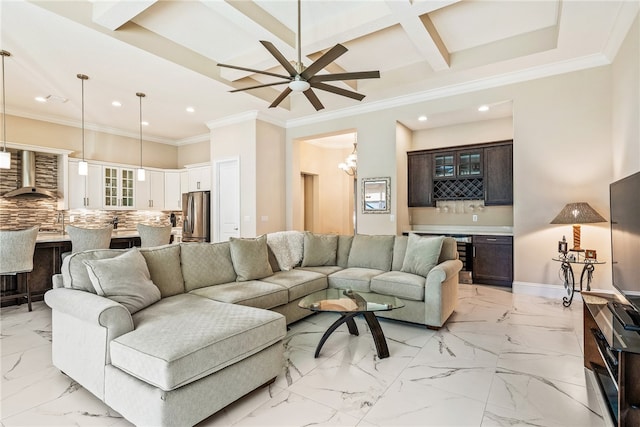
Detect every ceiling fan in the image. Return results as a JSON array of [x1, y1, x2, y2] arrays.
[[217, 0, 380, 111]]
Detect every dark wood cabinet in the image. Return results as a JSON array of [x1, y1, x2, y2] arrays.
[[407, 152, 433, 207], [407, 140, 512, 207], [472, 235, 513, 286], [583, 292, 640, 426], [484, 143, 513, 205]]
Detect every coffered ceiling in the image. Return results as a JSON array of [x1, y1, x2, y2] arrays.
[[0, 0, 637, 145]]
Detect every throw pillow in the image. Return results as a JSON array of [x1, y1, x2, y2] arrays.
[[401, 234, 445, 277], [229, 235, 273, 281], [301, 232, 338, 267], [266, 231, 304, 271], [83, 248, 161, 314], [139, 244, 185, 297], [347, 235, 395, 271]]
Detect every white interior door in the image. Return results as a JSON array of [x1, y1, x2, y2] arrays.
[[216, 158, 240, 242]]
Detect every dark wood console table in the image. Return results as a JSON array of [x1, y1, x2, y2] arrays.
[[583, 292, 640, 426]]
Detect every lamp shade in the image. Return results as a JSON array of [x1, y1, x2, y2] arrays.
[[550, 202, 606, 224]]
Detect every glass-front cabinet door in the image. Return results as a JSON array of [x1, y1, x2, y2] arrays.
[[103, 166, 135, 209], [458, 151, 482, 176], [434, 154, 455, 178]]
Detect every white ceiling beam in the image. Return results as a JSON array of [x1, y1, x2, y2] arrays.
[[91, 0, 157, 31], [384, 0, 450, 71]]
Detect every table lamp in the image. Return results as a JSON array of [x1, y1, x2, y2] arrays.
[[550, 202, 606, 251]]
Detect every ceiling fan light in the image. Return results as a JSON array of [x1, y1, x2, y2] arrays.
[[289, 79, 310, 92]]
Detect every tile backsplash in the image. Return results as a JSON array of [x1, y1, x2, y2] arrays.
[[0, 151, 182, 230]]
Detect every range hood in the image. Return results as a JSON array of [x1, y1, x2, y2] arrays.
[[4, 151, 57, 198]]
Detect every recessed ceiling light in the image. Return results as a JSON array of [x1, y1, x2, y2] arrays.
[[478, 105, 490, 112], [141, 121, 149, 126], [35, 96, 47, 103], [186, 106, 195, 113], [418, 115, 427, 121], [112, 101, 122, 107]]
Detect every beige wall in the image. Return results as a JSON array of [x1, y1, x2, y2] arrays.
[[611, 13, 640, 180], [298, 141, 354, 234], [6, 115, 179, 169], [395, 123, 411, 234], [256, 120, 286, 235], [178, 140, 210, 168]]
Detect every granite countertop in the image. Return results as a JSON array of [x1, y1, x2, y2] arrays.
[[36, 227, 182, 243], [406, 225, 513, 236]]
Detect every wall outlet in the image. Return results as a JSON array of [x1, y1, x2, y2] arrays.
[[244, 215, 250, 222], [261, 215, 268, 222], [69, 215, 75, 223], [472, 214, 478, 222], [390, 214, 395, 222]]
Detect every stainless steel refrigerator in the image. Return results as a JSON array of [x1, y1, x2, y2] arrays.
[[182, 191, 211, 242]]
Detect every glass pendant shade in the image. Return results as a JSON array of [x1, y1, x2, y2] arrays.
[[137, 167, 145, 181], [0, 151, 10, 169], [78, 160, 88, 176]]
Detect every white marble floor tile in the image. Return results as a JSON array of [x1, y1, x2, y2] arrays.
[[197, 383, 284, 426]]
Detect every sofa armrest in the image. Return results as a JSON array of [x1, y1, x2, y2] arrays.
[[45, 288, 134, 341], [426, 259, 463, 285], [52, 273, 64, 289]]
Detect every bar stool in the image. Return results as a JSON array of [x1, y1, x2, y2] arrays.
[[137, 224, 172, 247], [0, 225, 39, 311], [61, 225, 113, 261]]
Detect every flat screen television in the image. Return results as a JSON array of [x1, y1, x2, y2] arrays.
[[609, 171, 640, 330]]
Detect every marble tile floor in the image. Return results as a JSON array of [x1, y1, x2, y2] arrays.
[[1, 284, 613, 427]]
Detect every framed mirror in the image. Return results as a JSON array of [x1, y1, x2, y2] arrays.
[[362, 177, 390, 214]]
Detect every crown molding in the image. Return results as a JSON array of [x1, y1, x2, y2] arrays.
[[284, 53, 611, 129], [173, 133, 210, 146], [205, 110, 287, 129]]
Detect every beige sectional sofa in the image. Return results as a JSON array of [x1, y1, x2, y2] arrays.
[[45, 231, 462, 426]]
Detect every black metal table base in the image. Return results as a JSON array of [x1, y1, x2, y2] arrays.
[[314, 312, 390, 359]]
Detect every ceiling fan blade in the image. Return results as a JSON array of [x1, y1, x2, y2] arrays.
[[230, 81, 291, 93], [301, 44, 348, 80], [260, 41, 298, 77], [217, 63, 290, 80], [303, 88, 324, 111], [269, 87, 292, 109], [309, 71, 380, 83], [311, 82, 366, 101]]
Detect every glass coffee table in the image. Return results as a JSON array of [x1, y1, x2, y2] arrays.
[[298, 289, 404, 359]]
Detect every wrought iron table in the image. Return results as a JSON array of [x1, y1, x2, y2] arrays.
[[552, 254, 605, 307]]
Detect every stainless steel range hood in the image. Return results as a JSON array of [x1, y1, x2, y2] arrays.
[[3, 151, 57, 198]]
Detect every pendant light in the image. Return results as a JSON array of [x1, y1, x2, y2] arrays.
[[77, 74, 89, 175], [136, 92, 145, 181], [0, 50, 12, 169]]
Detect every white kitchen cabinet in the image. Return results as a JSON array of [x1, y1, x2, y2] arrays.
[[68, 160, 102, 209], [187, 166, 211, 191], [164, 171, 183, 211], [103, 166, 135, 210], [135, 170, 164, 210]]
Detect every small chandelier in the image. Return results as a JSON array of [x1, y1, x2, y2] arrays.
[[338, 138, 357, 177], [0, 50, 12, 169], [136, 92, 146, 181], [77, 74, 89, 175]]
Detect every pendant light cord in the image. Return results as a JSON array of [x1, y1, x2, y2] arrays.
[[136, 92, 145, 169], [77, 74, 88, 162], [1, 51, 8, 153]]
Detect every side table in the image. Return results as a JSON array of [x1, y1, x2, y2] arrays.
[[552, 254, 605, 307]]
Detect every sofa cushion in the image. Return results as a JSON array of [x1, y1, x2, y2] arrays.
[[401, 234, 444, 277], [391, 235, 408, 271], [266, 231, 304, 271], [336, 235, 354, 268], [139, 244, 184, 297], [301, 232, 338, 267], [347, 235, 395, 271], [297, 265, 343, 276], [370, 271, 426, 301], [61, 249, 126, 293], [83, 248, 161, 314], [261, 270, 328, 302], [328, 267, 384, 292], [439, 236, 458, 263], [189, 280, 288, 310], [229, 235, 273, 281], [181, 242, 237, 291], [110, 294, 286, 391]]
